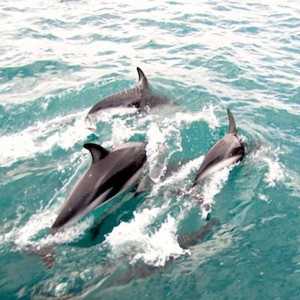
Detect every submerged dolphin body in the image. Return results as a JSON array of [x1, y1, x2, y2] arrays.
[[194, 109, 245, 185], [52, 142, 148, 233], [86, 67, 169, 119], [91, 218, 219, 294]]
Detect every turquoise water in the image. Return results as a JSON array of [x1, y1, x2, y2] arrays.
[[1, 0, 300, 299]]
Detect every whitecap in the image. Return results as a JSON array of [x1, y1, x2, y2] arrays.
[[0, 110, 91, 167]]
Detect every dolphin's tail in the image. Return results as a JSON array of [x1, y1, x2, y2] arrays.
[[177, 217, 219, 249], [24, 244, 56, 269]]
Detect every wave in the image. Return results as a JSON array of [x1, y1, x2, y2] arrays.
[[0, 110, 91, 167]]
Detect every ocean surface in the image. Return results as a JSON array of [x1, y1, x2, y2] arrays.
[[0, 0, 299, 299]]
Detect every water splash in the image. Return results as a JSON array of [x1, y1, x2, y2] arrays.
[[0, 110, 91, 167], [200, 165, 233, 218], [252, 146, 286, 188], [146, 119, 182, 183], [105, 209, 188, 267], [175, 104, 219, 130]]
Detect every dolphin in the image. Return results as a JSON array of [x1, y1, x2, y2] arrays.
[[52, 141, 148, 233], [86, 67, 170, 119], [193, 109, 245, 185]]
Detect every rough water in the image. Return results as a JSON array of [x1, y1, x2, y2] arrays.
[[0, 1, 299, 299]]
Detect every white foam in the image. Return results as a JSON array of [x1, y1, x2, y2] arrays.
[[105, 210, 188, 267], [110, 118, 138, 146], [146, 121, 182, 183], [39, 218, 94, 246], [151, 156, 204, 196], [94, 104, 218, 153], [131, 215, 188, 267], [200, 165, 233, 218], [1, 201, 93, 250], [175, 104, 219, 129], [151, 154, 235, 219], [252, 146, 286, 188], [0, 110, 91, 167]]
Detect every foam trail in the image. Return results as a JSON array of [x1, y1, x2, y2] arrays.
[[0, 152, 91, 250], [150, 156, 205, 196], [252, 146, 286, 188], [146, 120, 182, 183], [0, 110, 91, 167], [200, 165, 233, 218], [175, 104, 219, 129], [2, 202, 94, 250], [105, 210, 188, 267]]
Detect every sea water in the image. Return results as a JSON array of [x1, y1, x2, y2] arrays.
[[0, 1, 299, 299]]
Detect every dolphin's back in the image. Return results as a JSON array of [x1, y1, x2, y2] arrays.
[[193, 109, 245, 185], [194, 134, 244, 184], [86, 67, 171, 118], [87, 87, 140, 115], [139, 89, 170, 109]]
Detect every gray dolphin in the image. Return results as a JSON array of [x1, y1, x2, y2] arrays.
[[86, 67, 169, 118], [194, 109, 245, 185], [52, 142, 148, 233]]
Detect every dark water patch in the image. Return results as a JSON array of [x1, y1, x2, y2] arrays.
[[172, 13, 216, 26], [187, 16, 215, 26], [290, 33, 300, 41], [180, 121, 217, 161], [166, 1, 184, 5], [1, 102, 39, 133], [32, 32, 60, 40], [278, 45, 300, 55], [180, 88, 220, 112], [132, 18, 199, 36], [188, 56, 207, 68], [204, 55, 244, 79], [168, 44, 200, 55], [136, 39, 171, 50], [0, 60, 80, 83], [90, 33, 140, 44], [17, 22, 65, 40], [96, 50, 116, 56], [13, 27, 39, 39], [214, 5, 231, 11], [85, 193, 145, 246], [227, 77, 265, 90], [0, 251, 45, 299], [171, 13, 194, 22], [2, 6, 28, 13], [260, 108, 300, 139], [289, 87, 300, 103], [34, 17, 73, 29], [234, 25, 262, 34], [278, 17, 300, 28], [79, 13, 121, 25]]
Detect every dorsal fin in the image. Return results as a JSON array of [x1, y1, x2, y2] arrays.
[[227, 109, 237, 134], [137, 67, 149, 90], [83, 143, 109, 163]]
